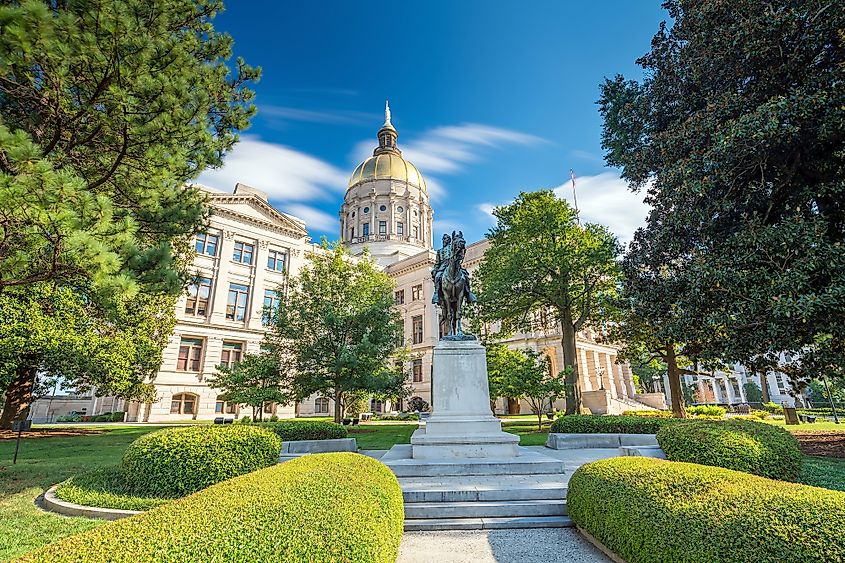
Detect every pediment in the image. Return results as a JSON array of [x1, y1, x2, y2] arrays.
[[208, 193, 308, 239]]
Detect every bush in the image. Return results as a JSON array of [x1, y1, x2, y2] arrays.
[[268, 415, 279, 422], [258, 420, 347, 442], [763, 401, 784, 414], [686, 405, 726, 417], [656, 419, 801, 481], [374, 413, 420, 421], [621, 410, 672, 418], [567, 457, 845, 563], [749, 409, 770, 420], [22, 453, 404, 563], [56, 414, 82, 422], [240, 415, 252, 423], [550, 415, 683, 434], [122, 425, 281, 497], [55, 466, 170, 511]]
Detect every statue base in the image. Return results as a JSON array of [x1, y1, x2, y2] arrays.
[[410, 339, 519, 459]]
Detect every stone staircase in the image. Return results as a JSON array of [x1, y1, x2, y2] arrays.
[[382, 445, 572, 531]]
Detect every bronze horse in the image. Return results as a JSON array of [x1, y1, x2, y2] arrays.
[[438, 231, 469, 337]]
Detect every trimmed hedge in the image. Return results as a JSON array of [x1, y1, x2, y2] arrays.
[[55, 466, 170, 511], [122, 425, 281, 497], [258, 420, 348, 441], [621, 410, 673, 418], [551, 415, 682, 434], [686, 405, 726, 417], [568, 457, 845, 563], [21, 453, 404, 563], [656, 419, 802, 481]]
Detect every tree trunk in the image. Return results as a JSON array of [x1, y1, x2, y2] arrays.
[[665, 343, 687, 419], [0, 358, 38, 430], [759, 370, 771, 404], [333, 389, 342, 424], [507, 397, 521, 414], [560, 317, 582, 415]]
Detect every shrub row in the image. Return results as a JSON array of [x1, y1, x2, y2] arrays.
[[762, 401, 785, 414], [56, 411, 125, 423], [685, 405, 726, 417], [122, 425, 281, 497], [22, 454, 404, 563], [621, 410, 673, 418], [551, 415, 682, 434], [656, 419, 802, 481], [568, 457, 845, 563], [257, 420, 348, 441]]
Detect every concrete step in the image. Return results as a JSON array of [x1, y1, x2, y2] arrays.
[[405, 499, 566, 519], [404, 515, 574, 531], [399, 474, 568, 503], [382, 446, 565, 477]]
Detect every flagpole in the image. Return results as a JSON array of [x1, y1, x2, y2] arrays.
[[570, 169, 580, 225]]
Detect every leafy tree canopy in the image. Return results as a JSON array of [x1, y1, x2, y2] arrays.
[[207, 352, 291, 422]]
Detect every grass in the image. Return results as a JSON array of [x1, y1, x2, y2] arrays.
[[799, 456, 845, 492], [763, 419, 844, 433], [55, 466, 171, 511], [0, 425, 163, 560], [348, 423, 417, 449]]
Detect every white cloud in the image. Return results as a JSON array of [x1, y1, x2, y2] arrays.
[[197, 136, 347, 202], [477, 172, 649, 246], [261, 105, 378, 125], [283, 204, 338, 234]]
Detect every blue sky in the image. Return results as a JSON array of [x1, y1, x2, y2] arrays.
[[197, 1, 669, 246]]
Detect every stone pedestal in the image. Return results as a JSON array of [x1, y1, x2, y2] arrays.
[[410, 339, 519, 459]]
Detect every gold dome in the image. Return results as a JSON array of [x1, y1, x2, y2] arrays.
[[347, 153, 427, 192]]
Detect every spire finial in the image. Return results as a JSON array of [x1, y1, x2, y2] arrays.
[[384, 100, 392, 126]]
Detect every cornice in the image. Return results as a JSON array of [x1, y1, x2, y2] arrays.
[[208, 195, 308, 240]]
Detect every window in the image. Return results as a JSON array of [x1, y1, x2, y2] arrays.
[[413, 359, 423, 382], [232, 241, 254, 264], [263, 288, 281, 325], [775, 373, 787, 394], [412, 315, 423, 345], [397, 206, 404, 213], [370, 399, 384, 413], [379, 205, 387, 212], [379, 221, 387, 235], [267, 249, 286, 272], [363, 206, 370, 214], [195, 233, 219, 256], [219, 342, 242, 369], [263, 402, 276, 415], [315, 397, 329, 414], [215, 396, 238, 415], [363, 223, 370, 236], [185, 277, 212, 316], [397, 222, 404, 236], [412, 284, 423, 301], [394, 289, 405, 305], [413, 226, 419, 239], [350, 227, 355, 239], [176, 338, 203, 371], [170, 393, 197, 415], [226, 283, 250, 321]]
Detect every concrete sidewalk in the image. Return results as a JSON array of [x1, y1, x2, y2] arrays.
[[397, 529, 611, 563]]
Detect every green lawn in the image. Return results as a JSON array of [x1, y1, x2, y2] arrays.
[[348, 423, 417, 449], [0, 426, 162, 560], [799, 456, 845, 492], [763, 419, 844, 433]]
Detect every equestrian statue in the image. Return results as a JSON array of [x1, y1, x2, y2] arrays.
[[432, 231, 477, 339]]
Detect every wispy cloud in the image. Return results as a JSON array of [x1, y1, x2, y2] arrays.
[[196, 136, 347, 202], [261, 105, 379, 125], [478, 172, 649, 246], [283, 204, 338, 234]]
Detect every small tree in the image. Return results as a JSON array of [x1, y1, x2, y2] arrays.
[[269, 242, 406, 424], [206, 352, 291, 422], [743, 382, 763, 403], [477, 190, 621, 415]]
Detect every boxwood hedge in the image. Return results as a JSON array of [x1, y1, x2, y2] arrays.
[[21, 453, 404, 563], [656, 418, 801, 481], [568, 457, 845, 563], [258, 420, 348, 441], [122, 425, 281, 497], [551, 414, 682, 434]]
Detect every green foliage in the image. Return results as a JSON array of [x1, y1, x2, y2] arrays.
[[206, 352, 291, 422], [622, 410, 672, 418], [21, 453, 404, 563], [599, 0, 845, 378], [476, 191, 621, 414], [762, 402, 784, 414], [567, 457, 845, 563], [122, 425, 280, 497], [551, 415, 681, 434], [657, 419, 802, 481], [743, 382, 764, 403], [685, 405, 726, 417], [269, 242, 407, 423], [55, 415, 83, 423], [258, 421, 347, 442], [55, 466, 169, 511]]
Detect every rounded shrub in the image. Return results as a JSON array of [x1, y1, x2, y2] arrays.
[[259, 420, 348, 441], [567, 457, 845, 563], [21, 453, 404, 563], [122, 425, 281, 497], [656, 418, 801, 481], [550, 414, 682, 434]]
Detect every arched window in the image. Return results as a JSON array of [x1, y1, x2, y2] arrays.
[[170, 393, 198, 416]]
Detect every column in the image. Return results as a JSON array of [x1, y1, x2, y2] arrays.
[[249, 240, 270, 331], [579, 347, 593, 392], [607, 354, 626, 398], [601, 352, 618, 399]]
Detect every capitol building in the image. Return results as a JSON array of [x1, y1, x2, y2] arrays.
[[43, 109, 663, 423]]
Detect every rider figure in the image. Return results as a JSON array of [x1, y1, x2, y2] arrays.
[[431, 232, 477, 305]]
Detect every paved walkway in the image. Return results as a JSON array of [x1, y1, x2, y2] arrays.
[[397, 529, 611, 563]]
